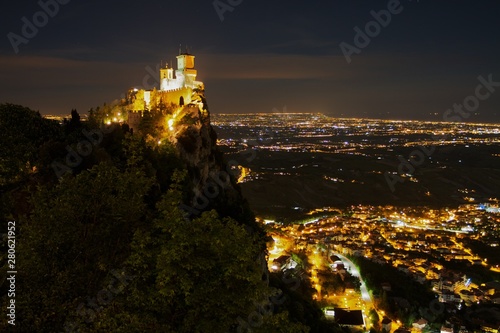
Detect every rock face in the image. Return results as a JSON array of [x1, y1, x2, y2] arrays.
[[175, 105, 218, 188], [174, 104, 244, 221], [173, 102, 270, 286]]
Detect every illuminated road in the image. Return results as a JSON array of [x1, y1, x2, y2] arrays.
[[334, 253, 372, 303]]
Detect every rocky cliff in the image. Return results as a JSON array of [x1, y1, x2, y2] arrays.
[[168, 99, 273, 298], [171, 100, 260, 233]]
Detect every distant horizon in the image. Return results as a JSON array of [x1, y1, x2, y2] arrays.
[[38, 108, 500, 125], [206, 111, 500, 126], [2, 1, 499, 124]]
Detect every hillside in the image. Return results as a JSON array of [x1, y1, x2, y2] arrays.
[[0, 101, 340, 332]]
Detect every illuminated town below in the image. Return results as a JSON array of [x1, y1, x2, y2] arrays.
[[213, 113, 500, 333], [262, 203, 500, 332]]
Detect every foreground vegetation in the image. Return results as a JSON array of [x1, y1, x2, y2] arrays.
[[0, 104, 340, 332]]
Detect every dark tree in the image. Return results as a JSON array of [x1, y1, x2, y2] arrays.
[[0, 103, 62, 185]]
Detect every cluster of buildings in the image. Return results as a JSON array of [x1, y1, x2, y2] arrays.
[[263, 202, 500, 331]]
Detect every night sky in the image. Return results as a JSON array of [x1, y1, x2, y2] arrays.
[[1, 0, 500, 122]]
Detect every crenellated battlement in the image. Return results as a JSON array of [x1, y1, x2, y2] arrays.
[[125, 51, 205, 133]]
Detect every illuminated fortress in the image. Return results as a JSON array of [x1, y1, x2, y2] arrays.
[[128, 52, 204, 112], [126, 52, 204, 132]]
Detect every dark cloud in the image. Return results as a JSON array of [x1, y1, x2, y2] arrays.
[[0, 0, 499, 121]]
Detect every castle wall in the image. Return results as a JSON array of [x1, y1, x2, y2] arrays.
[[130, 90, 147, 111], [154, 88, 192, 106], [127, 87, 192, 114], [127, 110, 142, 133], [165, 87, 192, 105], [160, 77, 183, 91], [125, 52, 201, 130]]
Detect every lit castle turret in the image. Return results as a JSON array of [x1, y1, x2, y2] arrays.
[[127, 51, 204, 112], [160, 53, 201, 92], [126, 50, 205, 133]]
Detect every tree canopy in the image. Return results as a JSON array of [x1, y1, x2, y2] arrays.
[[0, 103, 62, 185], [0, 104, 341, 332]]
